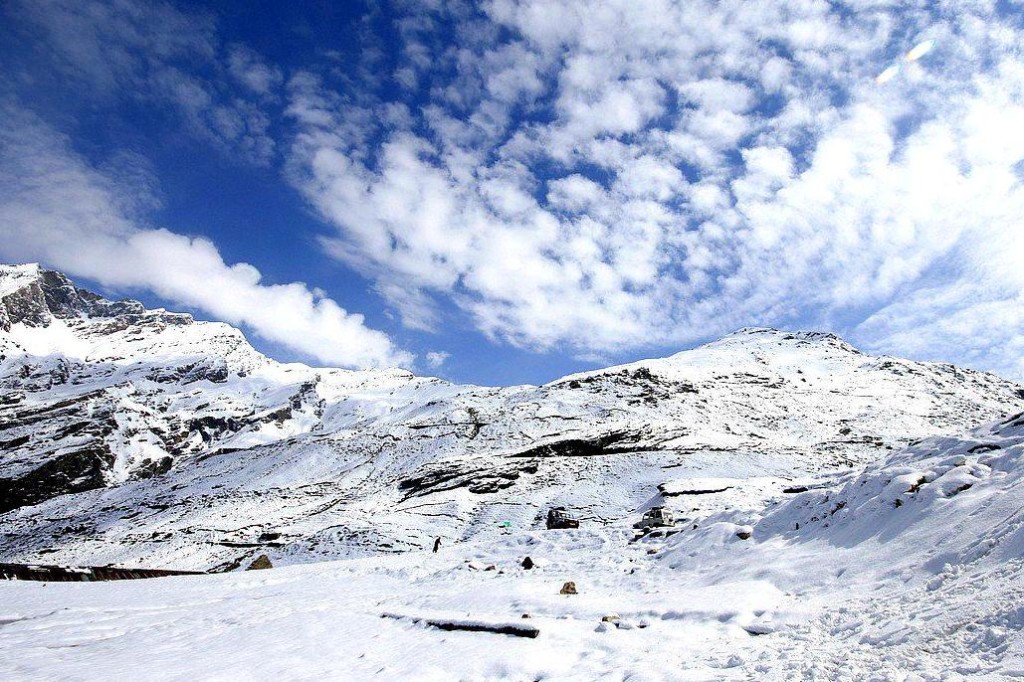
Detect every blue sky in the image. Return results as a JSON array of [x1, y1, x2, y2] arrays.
[[1, 1, 1023, 384]]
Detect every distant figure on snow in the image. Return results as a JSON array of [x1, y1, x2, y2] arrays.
[[433, 537, 441, 553]]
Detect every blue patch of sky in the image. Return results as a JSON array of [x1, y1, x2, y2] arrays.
[[994, 1, 1024, 24], [1013, 159, 1024, 183]]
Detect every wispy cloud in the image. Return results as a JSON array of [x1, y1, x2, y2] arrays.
[[425, 350, 449, 370], [283, 1, 1024, 378], [0, 101, 412, 369], [227, 44, 284, 97], [6, 0, 280, 166]]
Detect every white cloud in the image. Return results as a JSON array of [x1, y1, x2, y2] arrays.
[[7, 0, 216, 93], [680, 78, 754, 114], [425, 351, 449, 369], [227, 44, 284, 96], [856, 286, 1024, 381], [149, 67, 276, 165], [282, 1, 1024, 378], [546, 175, 606, 212], [0, 102, 411, 370]]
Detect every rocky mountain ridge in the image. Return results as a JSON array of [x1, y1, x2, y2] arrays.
[[1, 263, 1022, 571]]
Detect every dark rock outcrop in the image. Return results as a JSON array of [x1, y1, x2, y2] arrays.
[[246, 554, 273, 570], [398, 458, 540, 499], [1, 267, 191, 332], [509, 431, 642, 458], [0, 445, 114, 514]]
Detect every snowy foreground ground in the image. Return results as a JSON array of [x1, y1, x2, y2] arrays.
[[5, 414, 1024, 681], [1, 530, 1021, 681]]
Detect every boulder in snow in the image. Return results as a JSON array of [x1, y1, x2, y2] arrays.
[[246, 554, 273, 570]]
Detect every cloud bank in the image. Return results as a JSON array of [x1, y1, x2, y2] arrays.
[[284, 0, 1024, 378], [0, 102, 412, 369]]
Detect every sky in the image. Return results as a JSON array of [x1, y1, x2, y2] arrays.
[[1, 0, 1023, 385]]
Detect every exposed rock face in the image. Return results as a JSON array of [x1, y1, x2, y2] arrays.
[[1, 263, 1024, 571], [398, 458, 541, 499], [246, 554, 273, 570], [0, 443, 113, 514], [1, 265, 190, 332], [0, 389, 120, 513]]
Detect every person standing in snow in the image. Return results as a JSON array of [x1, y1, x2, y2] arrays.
[[432, 537, 441, 553]]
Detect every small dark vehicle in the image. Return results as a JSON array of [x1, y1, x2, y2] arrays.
[[546, 507, 580, 530]]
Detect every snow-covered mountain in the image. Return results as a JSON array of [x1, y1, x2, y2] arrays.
[[4, 411, 1024, 679], [2, 263, 1023, 572]]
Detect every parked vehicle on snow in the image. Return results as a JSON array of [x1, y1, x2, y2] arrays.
[[633, 506, 675, 530], [546, 507, 580, 529]]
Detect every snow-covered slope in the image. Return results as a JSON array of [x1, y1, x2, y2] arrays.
[[1, 263, 1023, 573], [4, 413, 1024, 680]]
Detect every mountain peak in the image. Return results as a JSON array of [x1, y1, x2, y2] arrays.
[[0, 262, 192, 332], [0, 263, 280, 386], [713, 327, 860, 352], [724, 326, 846, 342]]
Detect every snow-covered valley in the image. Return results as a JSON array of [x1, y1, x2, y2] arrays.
[[3, 263, 1024, 680]]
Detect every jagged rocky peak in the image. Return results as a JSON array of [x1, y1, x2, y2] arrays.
[[0, 263, 192, 331], [0, 263, 278, 390]]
